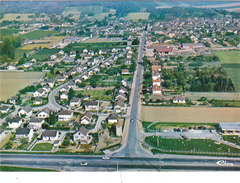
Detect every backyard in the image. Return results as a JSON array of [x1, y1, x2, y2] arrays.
[[32, 143, 53, 151]]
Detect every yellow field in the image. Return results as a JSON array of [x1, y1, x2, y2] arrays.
[[0, 13, 34, 23], [142, 106, 240, 123], [127, 12, 150, 20], [0, 71, 44, 100], [21, 36, 65, 50]]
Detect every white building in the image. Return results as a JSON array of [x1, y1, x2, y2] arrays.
[[73, 126, 92, 144], [8, 117, 23, 129], [58, 110, 73, 121], [42, 131, 59, 141]]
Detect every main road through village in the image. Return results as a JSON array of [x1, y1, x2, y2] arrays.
[[1, 31, 240, 171]]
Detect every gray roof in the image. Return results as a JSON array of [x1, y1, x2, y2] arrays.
[[219, 123, 240, 131], [79, 126, 89, 136], [29, 117, 44, 123], [58, 110, 73, 115], [9, 116, 22, 123], [42, 130, 57, 137], [85, 100, 98, 106], [40, 107, 51, 115], [0, 129, 5, 134], [22, 105, 32, 113], [173, 95, 185, 101], [15, 128, 30, 135], [0, 105, 10, 110], [108, 113, 118, 120], [70, 97, 80, 103]]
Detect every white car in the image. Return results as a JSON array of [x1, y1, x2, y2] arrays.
[[80, 162, 88, 166], [102, 156, 110, 160]]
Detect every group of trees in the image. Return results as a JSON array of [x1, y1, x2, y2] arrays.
[[19, 84, 42, 94], [162, 65, 235, 92], [0, 36, 22, 63]]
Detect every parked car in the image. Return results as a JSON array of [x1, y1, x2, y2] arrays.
[[80, 162, 88, 166], [102, 156, 110, 160]]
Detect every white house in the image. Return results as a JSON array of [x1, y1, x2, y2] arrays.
[[33, 97, 42, 105], [8, 116, 23, 129], [29, 118, 44, 130], [108, 113, 118, 124], [58, 110, 73, 121], [80, 112, 92, 125], [9, 96, 18, 104], [84, 101, 99, 111], [60, 91, 68, 100], [70, 97, 81, 107], [37, 107, 51, 119], [18, 105, 32, 117], [73, 126, 92, 144], [42, 130, 59, 141], [33, 88, 45, 97], [15, 128, 33, 142], [7, 65, 17, 71], [0, 105, 10, 113], [172, 95, 186, 104]]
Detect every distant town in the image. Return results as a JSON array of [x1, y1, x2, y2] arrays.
[[0, 1, 240, 172]]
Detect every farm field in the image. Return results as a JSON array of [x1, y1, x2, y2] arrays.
[[0, 71, 44, 100], [184, 92, 240, 100], [21, 36, 64, 50], [141, 106, 240, 123], [0, 13, 34, 23], [0, 29, 20, 39], [214, 51, 240, 92], [127, 12, 150, 20], [28, 48, 61, 60], [19, 30, 57, 40], [70, 41, 127, 50], [32, 143, 53, 151]]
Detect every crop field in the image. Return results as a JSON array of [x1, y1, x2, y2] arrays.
[[214, 51, 240, 92], [21, 36, 64, 50], [184, 92, 240, 100], [0, 71, 44, 100], [29, 48, 61, 60], [62, 6, 115, 20], [19, 30, 57, 40], [70, 41, 127, 50], [142, 106, 240, 123], [0, 29, 20, 39], [127, 12, 150, 20], [0, 13, 34, 23]]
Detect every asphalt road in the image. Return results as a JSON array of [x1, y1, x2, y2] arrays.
[[120, 31, 146, 157], [1, 153, 240, 171]]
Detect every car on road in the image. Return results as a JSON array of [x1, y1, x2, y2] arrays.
[[80, 162, 88, 166], [130, 119, 134, 123], [102, 156, 110, 160]]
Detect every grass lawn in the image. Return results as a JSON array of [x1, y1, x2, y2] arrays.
[[32, 143, 53, 151], [145, 136, 240, 153], [222, 135, 240, 145], [214, 51, 240, 91], [0, 165, 58, 172], [77, 90, 113, 101], [142, 122, 218, 132]]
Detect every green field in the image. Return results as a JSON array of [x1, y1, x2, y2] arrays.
[[127, 12, 150, 20], [0, 165, 57, 171], [19, 30, 57, 40], [29, 48, 60, 60], [31, 143, 53, 151], [145, 136, 240, 153], [222, 135, 240, 145], [214, 51, 240, 91], [68, 42, 127, 51], [0, 13, 34, 23], [0, 29, 20, 39]]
